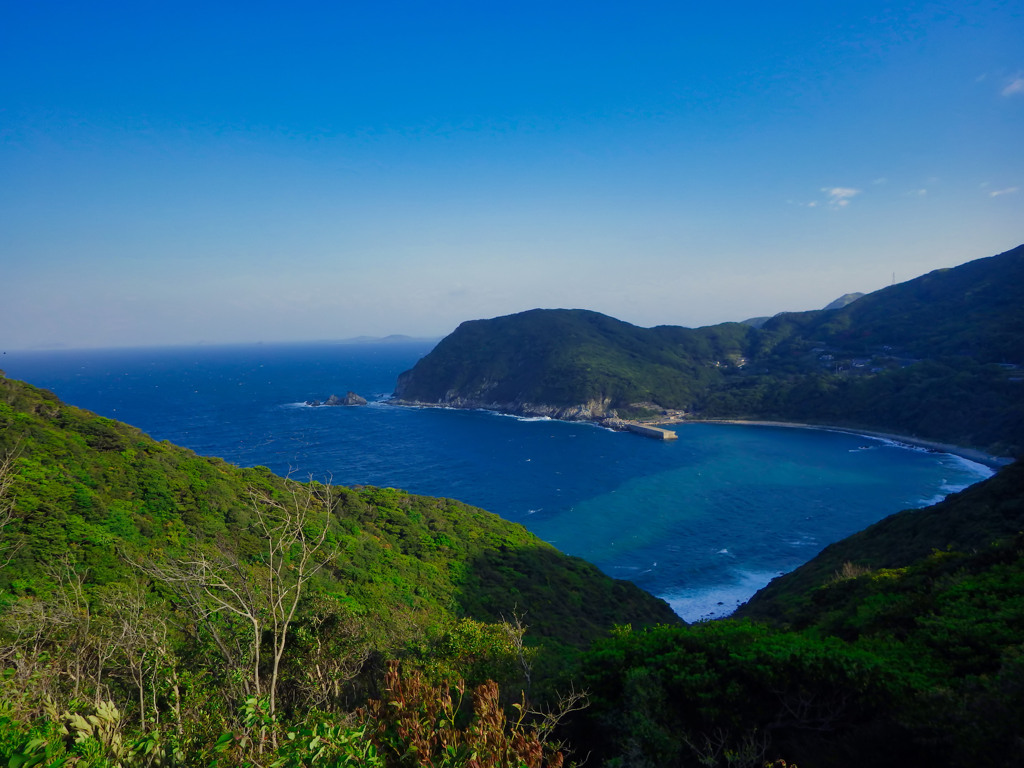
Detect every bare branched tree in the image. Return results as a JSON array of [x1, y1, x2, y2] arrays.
[[44, 556, 123, 704], [526, 683, 590, 746], [253, 479, 331, 717], [500, 608, 589, 753], [137, 477, 331, 718], [140, 545, 264, 698], [0, 556, 119, 709], [98, 577, 177, 730], [681, 726, 769, 768]]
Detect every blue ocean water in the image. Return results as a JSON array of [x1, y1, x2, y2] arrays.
[[2, 342, 992, 621]]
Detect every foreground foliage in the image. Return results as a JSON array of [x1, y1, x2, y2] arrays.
[[2, 662, 564, 767]]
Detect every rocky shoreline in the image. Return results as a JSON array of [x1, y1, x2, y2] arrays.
[[388, 395, 618, 423]]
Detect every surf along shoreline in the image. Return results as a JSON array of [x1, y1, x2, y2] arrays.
[[662, 418, 1012, 470]]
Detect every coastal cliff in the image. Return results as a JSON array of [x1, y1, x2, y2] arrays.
[[392, 388, 617, 422]]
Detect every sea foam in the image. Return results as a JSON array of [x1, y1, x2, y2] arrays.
[[660, 568, 783, 623]]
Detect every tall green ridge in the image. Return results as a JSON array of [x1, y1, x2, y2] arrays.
[[395, 244, 1024, 455]]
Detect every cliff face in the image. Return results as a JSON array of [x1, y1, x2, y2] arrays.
[[393, 373, 616, 421]]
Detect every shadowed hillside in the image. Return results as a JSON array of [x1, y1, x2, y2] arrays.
[[568, 459, 1024, 767]]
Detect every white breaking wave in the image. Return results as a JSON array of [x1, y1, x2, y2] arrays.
[[857, 434, 932, 453], [660, 568, 784, 623], [940, 453, 995, 481], [914, 456, 993, 506], [486, 411, 554, 422]]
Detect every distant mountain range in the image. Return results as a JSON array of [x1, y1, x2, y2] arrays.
[[332, 334, 441, 345], [394, 244, 1024, 455]]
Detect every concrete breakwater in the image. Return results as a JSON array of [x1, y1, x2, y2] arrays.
[[625, 423, 678, 440]]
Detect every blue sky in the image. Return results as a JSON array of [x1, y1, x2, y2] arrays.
[[2, 1, 1022, 349]]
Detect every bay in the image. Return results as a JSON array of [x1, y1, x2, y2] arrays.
[[2, 341, 992, 621]]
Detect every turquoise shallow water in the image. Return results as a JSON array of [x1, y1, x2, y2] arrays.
[[3, 342, 991, 621]]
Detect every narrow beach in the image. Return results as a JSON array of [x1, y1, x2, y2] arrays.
[[662, 418, 1013, 470]]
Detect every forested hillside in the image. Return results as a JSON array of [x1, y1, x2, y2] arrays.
[[395, 244, 1024, 455], [761, 244, 1024, 362], [394, 309, 764, 418], [0, 373, 674, 766]]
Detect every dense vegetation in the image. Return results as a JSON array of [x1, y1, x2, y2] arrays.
[[395, 244, 1024, 455], [0, 373, 674, 766], [395, 309, 764, 416]]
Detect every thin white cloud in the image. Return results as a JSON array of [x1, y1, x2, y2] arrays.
[[990, 187, 1020, 197], [1003, 76, 1024, 96], [906, 189, 927, 197], [821, 187, 860, 208]]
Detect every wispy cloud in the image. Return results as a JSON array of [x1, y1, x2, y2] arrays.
[[990, 186, 1020, 197], [821, 187, 860, 208], [1003, 76, 1024, 96], [790, 186, 864, 210]]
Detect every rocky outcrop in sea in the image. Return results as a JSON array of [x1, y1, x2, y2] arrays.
[[306, 391, 368, 407]]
